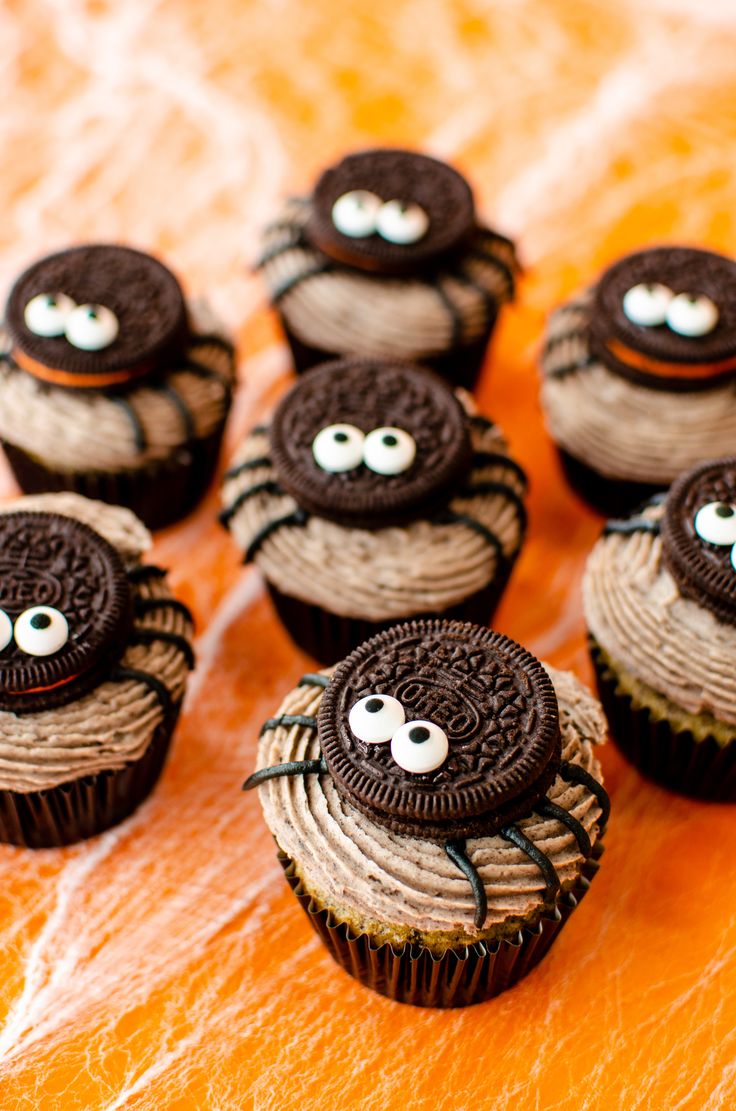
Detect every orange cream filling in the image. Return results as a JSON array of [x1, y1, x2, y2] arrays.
[[6, 672, 80, 696], [606, 338, 736, 382], [12, 347, 153, 389]]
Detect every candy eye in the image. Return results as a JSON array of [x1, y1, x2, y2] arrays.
[[694, 502, 736, 546], [622, 283, 673, 327], [390, 720, 449, 774], [65, 304, 119, 350], [363, 427, 416, 475], [23, 292, 76, 337], [14, 606, 69, 656], [312, 423, 365, 473], [666, 293, 719, 337], [375, 200, 430, 245], [349, 694, 405, 744], [331, 191, 382, 238], [0, 609, 12, 651]]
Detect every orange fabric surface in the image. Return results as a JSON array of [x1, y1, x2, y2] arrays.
[[1, 2, 736, 1107]]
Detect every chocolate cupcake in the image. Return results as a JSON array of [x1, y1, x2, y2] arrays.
[[541, 246, 736, 516], [585, 457, 736, 798], [0, 244, 236, 530], [0, 492, 194, 847], [258, 149, 518, 390], [244, 620, 609, 1007], [221, 358, 527, 662]]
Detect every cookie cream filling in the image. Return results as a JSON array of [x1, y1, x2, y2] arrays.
[[541, 293, 736, 484], [255, 665, 605, 947]]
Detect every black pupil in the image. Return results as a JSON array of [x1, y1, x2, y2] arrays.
[[46, 296, 57, 307], [409, 726, 430, 744], [30, 612, 52, 630], [382, 434, 398, 447], [365, 698, 383, 714], [334, 431, 349, 443], [87, 308, 98, 319], [715, 504, 734, 518]]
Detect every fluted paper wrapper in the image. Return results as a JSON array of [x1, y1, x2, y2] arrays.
[[0, 712, 179, 849], [278, 842, 603, 1008], [590, 638, 736, 800], [2, 419, 227, 531], [557, 448, 665, 519]]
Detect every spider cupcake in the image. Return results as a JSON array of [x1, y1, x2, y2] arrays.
[[0, 244, 236, 530], [585, 456, 736, 798], [0, 491, 194, 847], [541, 246, 736, 516], [244, 619, 609, 1007], [221, 357, 527, 662], [258, 148, 518, 390]]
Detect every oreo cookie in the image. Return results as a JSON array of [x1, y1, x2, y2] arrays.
[[661, 457, 736, 627], [318, 620, 561, 839], [269, 358, 473, 529], [5, 245, 189, 389], [0, 511, 133, 712], [306, 149, 476, 275], [589, 246, 736, 392]]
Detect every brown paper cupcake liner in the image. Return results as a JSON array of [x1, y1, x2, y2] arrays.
[[278, 840, 603, 1007], [2, 419, 228, 531], [590, 637, 736, 800], [281, 320, 497, 393], [0, 706, 180, 849], [266, 565, 514, 665], [557, 448, 666, 519]]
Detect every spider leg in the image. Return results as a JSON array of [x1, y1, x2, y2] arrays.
[[126, 564, 167, 583], [244, 509, 309, 563], [471, 450, 529, 491], [129, 628, 196, 670], [134, 597, 194, 624], [156, 382, 196, 440], [271, 262, 334, 302], [109, 665, 173, 719], [222, 455, 274, 482], [298, 673, 329, 689], [455, 480, 528, 535], [445, 838, 487, 930], [534, 798, 591, 858], [110, 394, 147, 452], [259, 713, 318, 737], [603, 516, 660, 537], [433, 508, 506, 568], [243, 756, 327, 791], [499, 823, 561, 899], [559, 761, 610, 828], [218, 481, 287, 527]]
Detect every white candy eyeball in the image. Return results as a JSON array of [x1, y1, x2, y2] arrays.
[[14, 606, 69, 656], [391, 720, 449, 774], [23, 292, 76, 337], [0, 609, 12, 651], [331, 191, 382, 238], [349, 693, 405, 744], [64, 303, 119, 351], [375, 200, 430, 245], [666, 292, 719, 337], [312, 423, 365, 473], [694, 502, 736, 546], [622, 283, 673, 327], [363, 426, 416, 476]]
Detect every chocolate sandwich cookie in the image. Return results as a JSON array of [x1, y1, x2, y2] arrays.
[[0, 492, 195, 846], [540, 245, 736, 516], [585, 457, 736, 798], [221, 357, 528, 662], [245, 619, 609, 1006], [0, 244, 235, 529], [258, 147, 518, 389]]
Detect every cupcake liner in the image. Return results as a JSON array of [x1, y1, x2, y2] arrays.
[[278, 840, 603, 1007], [590, 637, 736, 800], [2, 419, 228, 531], [557, 448, 666, 519], [266, 566, 513, 665], [0, 707, 180, 849], [281, 321, 496, 393]]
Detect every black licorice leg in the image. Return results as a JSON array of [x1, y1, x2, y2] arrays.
[[543, 353, 597, 380], [535, 799, 591, 859], [222, 456, 273, 482], [471, 451, 529, 492], [180, 356, 231, 390], [188, 333, 236, 358], [110, 395, 147, 453], [243, 757, 327, 791], [129, 629, 196, 670], [456, 480, 528, 535], [244, 509, 309, 563], [432, 277, 463, 347], [465, 248, 515, 298], [499, 824, 561, 899], [110, 666, 172, 718], [434, 508, 506, 566], [259, 714, 318, 737], [603, 517, 660, 537], [445, 838, 487, 931], [134, 597, 194, 625], [298, 673, 330, 689], [126, 565, 167, 583], [218, 482, 286, 527], [271, 263, 334, 301], [256, 230, 310, 268], [560, 762, 610, 829], [157, 383, 196, 441]]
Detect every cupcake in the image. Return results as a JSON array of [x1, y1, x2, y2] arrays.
[[258, 148, 518, 390], [244, 619, 609, 1007], [541, 246, 736, 516], [221, 357, 527, 662], [0, 244, 236, 530], [0, 492, 194, 847], [585, 456, 736, 799]]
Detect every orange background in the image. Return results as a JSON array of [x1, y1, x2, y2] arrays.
[[1, 2, 736, 1107]]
